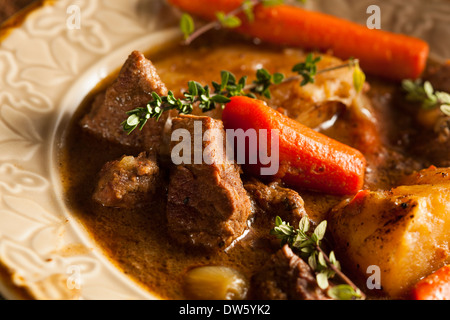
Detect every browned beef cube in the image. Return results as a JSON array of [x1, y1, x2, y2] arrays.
[[244, 178, 307, 227], [250, 245, 329, 300], [93, 152, 161, 208], [425, 64, 450, 93], [166, 115, 252, 250], [81, 51, 169, 154]]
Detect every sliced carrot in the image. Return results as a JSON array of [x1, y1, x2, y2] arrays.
[[168, 0, 429, 81], [411, 265, 450, 300], [222, 96, 366, 195]]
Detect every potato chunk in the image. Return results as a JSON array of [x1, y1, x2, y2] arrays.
[[399, 166, 450, 186], [328, 181, 450, 298]]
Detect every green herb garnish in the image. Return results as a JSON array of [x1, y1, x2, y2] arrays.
[[122, 54, 364, 134], [216, 11, 242, 28], [270, 216, 365, 300], [180, 13, 195, 40], [122, 83, 232, 134], [402, 79, 450, 116], [181, 0, 308, 45]]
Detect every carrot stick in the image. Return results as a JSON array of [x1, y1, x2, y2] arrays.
[[222, 96, 366, 195], [168, 0, 429, 81], [411, 265, 450, 300]]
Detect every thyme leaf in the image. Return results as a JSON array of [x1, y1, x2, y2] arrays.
[[292, 53, 322, 86], [180, 13, 195, 40], [328, 284, 364, 300], [216, 11, 242, 28], [352, 59, 366, 93], [242, 0, 256, 22], [249, 68, 285, 99], [441, 104, 450, 116]]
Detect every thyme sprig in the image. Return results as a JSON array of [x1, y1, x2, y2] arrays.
[[122, 54, 364, 134], [180, 0, 307, 44], [122, 83, 231, 134], [402, 79, 450, 116], [271, 216, 365, 300], [292, 53, 321, 86]]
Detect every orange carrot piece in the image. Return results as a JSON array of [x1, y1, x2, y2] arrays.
[[411, 265, 450, 300], [168, 0, 429, 81], [222, 96, 366, 195]]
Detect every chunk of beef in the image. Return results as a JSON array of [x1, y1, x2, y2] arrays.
[[166, 115, 252, 250], [93, 152, 162, 208], [250, 245, 329, 300], [80, 51, 169, 154], [243, 178, 307, 227]]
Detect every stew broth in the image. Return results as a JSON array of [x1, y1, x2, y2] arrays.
[[59, 35, 431, 299]]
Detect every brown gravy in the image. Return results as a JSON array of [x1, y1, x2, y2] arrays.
[[59, 36, 428, 299]]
